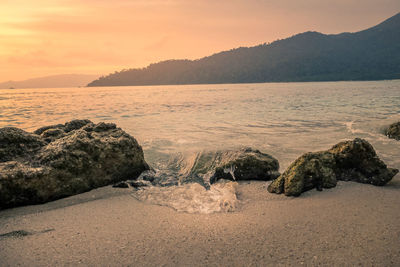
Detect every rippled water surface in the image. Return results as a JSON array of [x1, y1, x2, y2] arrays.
[[1, 81, 400, 212], [2, 80, 399, 168]]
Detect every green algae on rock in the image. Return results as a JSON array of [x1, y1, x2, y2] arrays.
[[0, 120, 149, 209], [267, 152, 337, 196], [268, 138, 399, 196]]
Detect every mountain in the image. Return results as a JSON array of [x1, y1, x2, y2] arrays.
[[0, 74, 99, 89], [88, 13, 400, 87]]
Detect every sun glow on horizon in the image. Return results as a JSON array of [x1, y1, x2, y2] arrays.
[[0, 0, 399, 81]]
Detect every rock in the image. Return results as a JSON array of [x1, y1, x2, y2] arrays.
[[34, 119, 93, 139], [384, 122, 400, 140], [135, 169, 179, 187], [0, 127, 45, 162], [133, 149, 280, 189], [64, 119, 92, 132], [40, 128, 65, 142], [329, 139, 398, 185], [33, 124, 64, 135], [112, 182, 129, 188], [268, 138, 398, 196], [129, 181, 149, 188], [267, 152, 337, 196], [176, 148, 280, 186], [0, 120, 149, 209], [209, 148, 280, 184], [141, 173, 155, 183]]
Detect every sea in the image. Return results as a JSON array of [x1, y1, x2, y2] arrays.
[[1, 80, 400, 213]]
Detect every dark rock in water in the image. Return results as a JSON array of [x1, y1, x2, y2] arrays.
[[134, 149, 280, 189], [141, 173, 155, 183], [129, 181, 148, 188], [175, 148, 280, 187], [134, 169, 178, 187], [137, 169, 158, 184], [0, 120, 149, 209], [112, 182, 129, 188], [384, 122, 400, 140], [268, 138, 399, 196], [210, 148, 280, 184]]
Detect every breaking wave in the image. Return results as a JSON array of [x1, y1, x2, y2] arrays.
[[132, 181, 239, 214]]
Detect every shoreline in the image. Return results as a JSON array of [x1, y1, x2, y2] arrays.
[[1, 177, 399, 266]]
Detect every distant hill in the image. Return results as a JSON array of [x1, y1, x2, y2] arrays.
[[88, 13, 400, 87], [0, 74, 99, 89]]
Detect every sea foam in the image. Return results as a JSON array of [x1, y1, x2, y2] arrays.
[[132, 181, 239, 214]]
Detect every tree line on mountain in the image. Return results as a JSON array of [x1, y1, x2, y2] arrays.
[[88, 13, 400, 87]]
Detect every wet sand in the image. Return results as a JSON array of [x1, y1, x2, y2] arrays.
[[1, 177, 400, 266]]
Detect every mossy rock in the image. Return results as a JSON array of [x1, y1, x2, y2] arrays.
[[0, 120, 149, 209], [268, 138, 398, 197], [268, 152, 336, 196]]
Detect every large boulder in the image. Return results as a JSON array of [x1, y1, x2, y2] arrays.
[[134, 148, 280, 189], [208, 148, 280, 184], [176, 148, 280, 187], [328, 138, 397, 185], [268, 138, 398, 196], [0, 120, 149, 209], [267, 152, 337, 196], [384, 122, 400, 140]]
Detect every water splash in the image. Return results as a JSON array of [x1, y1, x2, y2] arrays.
[[132, 181, 239, 214]]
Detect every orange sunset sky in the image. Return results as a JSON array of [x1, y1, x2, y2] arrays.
[[1, 0, 399, 81]]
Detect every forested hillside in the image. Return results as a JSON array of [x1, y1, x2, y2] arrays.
[[88, 13, 400, 87]]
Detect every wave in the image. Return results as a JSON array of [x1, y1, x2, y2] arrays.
[[132, 181, 239, 214], [344, 120, 385, 139]]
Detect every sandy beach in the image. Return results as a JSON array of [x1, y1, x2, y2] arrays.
[[1, 175, 399, 266], [1, 2, 399, 266]]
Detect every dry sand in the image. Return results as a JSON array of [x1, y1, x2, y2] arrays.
[[1, 176, 400, 266]]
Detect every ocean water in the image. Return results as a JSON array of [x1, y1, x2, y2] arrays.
[[1, 81, 400, 212]]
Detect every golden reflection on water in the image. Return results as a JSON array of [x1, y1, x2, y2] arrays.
[[1, 81, 400, 170]]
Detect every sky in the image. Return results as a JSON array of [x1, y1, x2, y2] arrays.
[[0, 0, 399, 81]]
